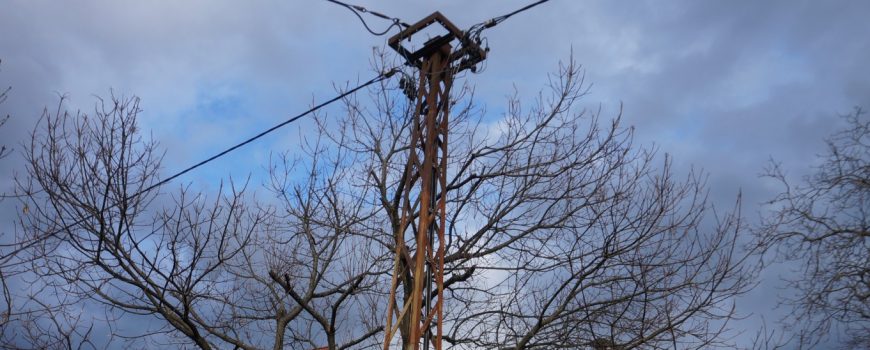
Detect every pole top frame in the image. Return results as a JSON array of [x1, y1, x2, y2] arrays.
[[388, 11, 487, 73]]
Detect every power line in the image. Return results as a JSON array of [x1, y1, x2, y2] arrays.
[[466, 0, 553, 40], [325, 0, 410, 36], [149, 69, 395, 193], [485, 0, 552, 28], [2, 68, 398, 262], [495, 0, 551, 24]]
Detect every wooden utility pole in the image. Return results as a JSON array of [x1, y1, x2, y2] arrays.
[[382, 12, 486, 350]]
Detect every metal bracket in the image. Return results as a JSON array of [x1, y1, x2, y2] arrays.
[[388, 12, 487, 72]]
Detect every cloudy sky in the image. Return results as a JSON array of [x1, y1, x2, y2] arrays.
[[1, 0, 869, 348]]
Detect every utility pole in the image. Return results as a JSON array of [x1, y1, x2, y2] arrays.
[[382, 12, 486, 350]]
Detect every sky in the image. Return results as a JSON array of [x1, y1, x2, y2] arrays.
[[1, 0, 869, 348]]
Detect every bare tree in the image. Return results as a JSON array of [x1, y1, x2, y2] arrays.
[[15, 94, 271, 349], [756, 108, 870, 348], [349, 59, 751, 349], [262, 58, 754, 349], [16, 58, 755, 349], [0, 64, 98, 350], [16, 93, 385, 349], [747, 317, 789, 350]]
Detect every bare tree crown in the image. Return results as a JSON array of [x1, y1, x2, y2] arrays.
[[8, 59, 755, 349], [757, 108, 870, 348]]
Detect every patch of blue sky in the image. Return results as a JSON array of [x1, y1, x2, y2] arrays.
[[145, 79, 273, 196]]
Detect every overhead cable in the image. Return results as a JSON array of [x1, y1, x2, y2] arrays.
[[2, 68, 399, 262], [325, 0, 410, 36], [484, 0, 552, 28], [148, 68, 396, 192], [466, 0, 552, 40]]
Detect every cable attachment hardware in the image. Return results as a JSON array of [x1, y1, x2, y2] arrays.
[[383, 67, 400, 78], [398, 74, 417, 101], [387, 12, 487, 74]]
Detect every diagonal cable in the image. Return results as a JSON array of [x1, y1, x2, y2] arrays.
[[1, 68, 398, 262], [325, 0, 410, 36], [468, 0, 553, 36]]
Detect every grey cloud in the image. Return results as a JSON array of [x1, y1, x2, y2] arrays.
[[2, 1, 869, 347]]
